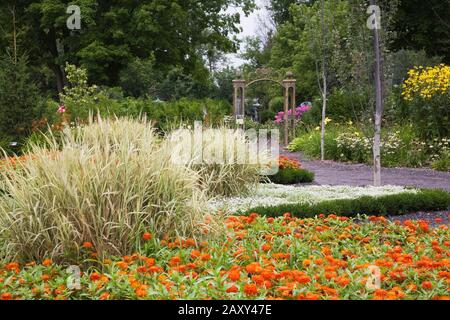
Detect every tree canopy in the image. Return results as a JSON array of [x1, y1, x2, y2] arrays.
[[0, 0, 256, 93]]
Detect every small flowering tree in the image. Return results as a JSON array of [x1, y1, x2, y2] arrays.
[[59, 63, 106, 124], [274, 103, 311, 124]]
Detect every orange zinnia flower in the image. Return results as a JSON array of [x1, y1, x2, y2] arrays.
[[244, 283, 258, 296], [90, 272, 101, 281], [200, 253, 211, 261], [169, 256, 182, 266], [226, 285, 239, 293], [82, 242, 93, 248], [142, 233, 152, 241], [0, 293, 12, 300], [190, 250, 201, 259], [135, 286, 148, 298], [421, 281, 433, 290], [42, 259, 53, 266], [99, 292, 110, 300], [228, 270, 241, 282], [302, 259, 311, 268], [116, 261, 128, 270], [41, 274, 50, 281]]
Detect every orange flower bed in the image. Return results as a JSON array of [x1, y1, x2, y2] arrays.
[[0, 155, 33, 170], [278, 156, 301, 170], [0, 214, 449, 300]]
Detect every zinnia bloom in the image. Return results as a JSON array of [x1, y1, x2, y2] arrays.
[[142, 233, 152, 241], [82, 242, 93, 248], [421, 281, 433, 290], [90, 272, 101, 281], [244, 283, 258, 296], [42, 259, 53, 266], [226, 285, 239, 293], [228, 270, 241, 282]]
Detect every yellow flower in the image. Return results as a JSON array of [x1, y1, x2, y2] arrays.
[[402, 64, 450, 101]]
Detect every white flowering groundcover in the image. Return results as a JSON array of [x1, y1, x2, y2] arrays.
[[208, 184, 418, 214]]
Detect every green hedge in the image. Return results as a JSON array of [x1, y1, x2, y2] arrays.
[[241, 189, 450, 217], [267, 168, 315, 184]]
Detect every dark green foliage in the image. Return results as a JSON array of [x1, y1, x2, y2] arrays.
[[119, 57, 159, 98], [390, 0, 450, 64], [268, 0, 317, 25], [35, 97, 231, 135], [267, 168, 315, 184], [0, 0, 256, 95], [242, 189, 450, 217], [0, 54, 42, 150]]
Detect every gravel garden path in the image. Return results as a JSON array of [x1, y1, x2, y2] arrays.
[[280, 148, 450, 192]]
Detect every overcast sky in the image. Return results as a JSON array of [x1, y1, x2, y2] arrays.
[[226, 0, 269, 68]]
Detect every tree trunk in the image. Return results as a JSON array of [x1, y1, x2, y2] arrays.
[[371, 0, 383, 187], [12, 6, 17, 64], [321, 72, 327, 161], [320, 0, 327, 161], [50, 64, 65, 94]]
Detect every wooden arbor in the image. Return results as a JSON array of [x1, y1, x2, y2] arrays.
[[233, 71, 296, 146]]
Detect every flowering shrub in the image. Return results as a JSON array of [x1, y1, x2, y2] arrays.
[[402, 64, 450, 101], [1, 214, 449, 300], [274, 103, 311, 124], [278, 156, 301, 170], [401, 64, 450, 138], [290, 124, 450, 168], [335, 132, 371, 163]]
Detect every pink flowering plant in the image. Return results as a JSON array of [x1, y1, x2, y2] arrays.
[[274, 103, 311, 124]]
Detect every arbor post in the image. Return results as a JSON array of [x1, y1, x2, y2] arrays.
[[282, 72, 296, 146], [233, 71, 246, 126]]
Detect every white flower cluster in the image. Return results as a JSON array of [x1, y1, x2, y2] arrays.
[[336, 132, 371, 160], [428, 138, 450, 161], [208, 184, 418, 213], [336, 131, 404, 160]]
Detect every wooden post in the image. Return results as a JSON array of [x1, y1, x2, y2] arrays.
[[370, 0, 383, 187], [291, 85, 296, 141], [284, 85, 289, 146], [282, 72, 296, 147], [232, 75, 246, 126]]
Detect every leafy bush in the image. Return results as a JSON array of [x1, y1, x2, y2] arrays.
[[34, 64, 231, 138], [242, 189, 450, 217], [288, 124, 342, 159], [0, 117, 217, 263], [0, 54, 42, 143], [268, 168, 315, 184], [432, 150, 450, 171], [401, 64, 450, 139], [289, 124, 450, 168]]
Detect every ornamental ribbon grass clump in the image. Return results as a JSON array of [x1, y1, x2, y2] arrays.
[[0, 117, 215, 263], [166, 126, 272, 197]]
